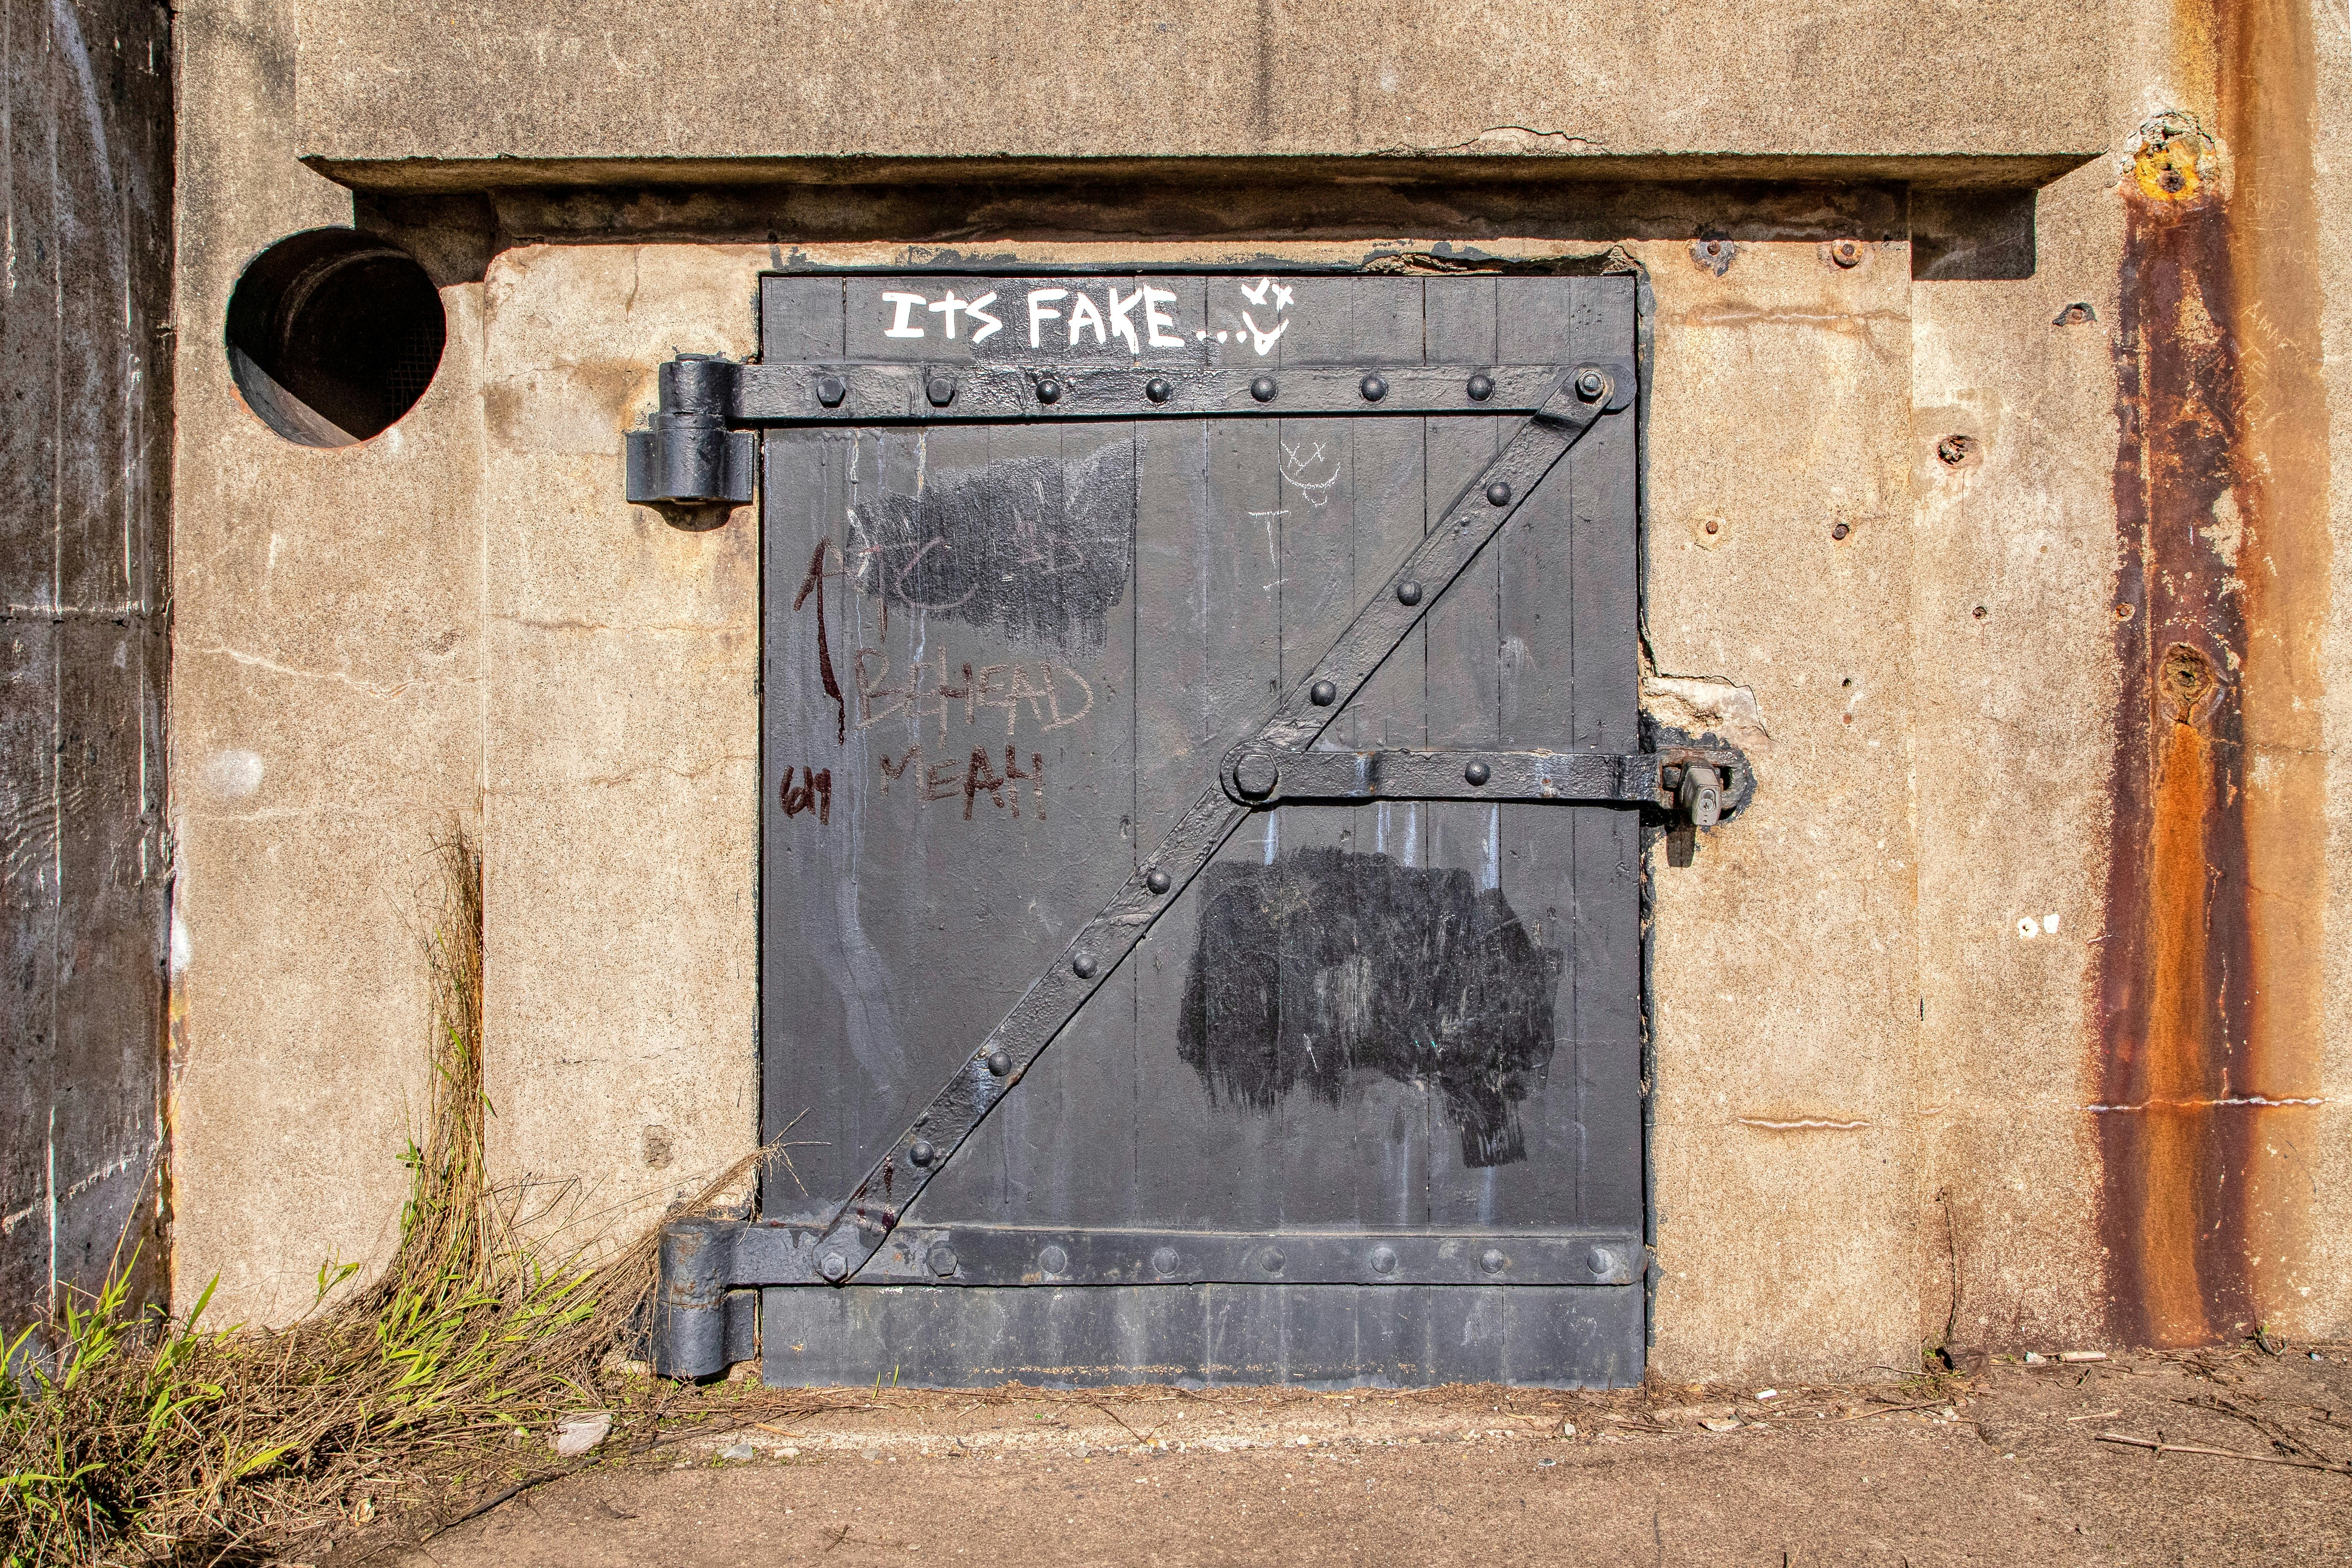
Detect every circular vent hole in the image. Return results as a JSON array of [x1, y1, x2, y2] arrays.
[[226, 229, 445, 447]]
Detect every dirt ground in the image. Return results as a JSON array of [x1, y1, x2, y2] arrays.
[[343, 1344, 2352, 1567]]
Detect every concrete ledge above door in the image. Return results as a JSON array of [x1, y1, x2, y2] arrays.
[[293, 0, 2110, 194]]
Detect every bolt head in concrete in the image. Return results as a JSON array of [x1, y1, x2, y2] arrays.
[[1039, 1245, 1069, 1275]]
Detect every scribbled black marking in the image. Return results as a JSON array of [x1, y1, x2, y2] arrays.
[[851, 444, 1133, 652], [1176, 848, 1562, 1167]]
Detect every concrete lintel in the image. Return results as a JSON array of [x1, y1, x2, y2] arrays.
[[306, 152, 2106, 199]]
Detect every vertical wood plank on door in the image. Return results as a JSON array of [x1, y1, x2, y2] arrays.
[[1491, 276, 1615, 1226], [1564, 276, 1645, 1232], [1420, 277, 1507, 1225], [914, 419, 1139, 1228], [1267, 275, 1436, 1226], [762, 425, 861, 1217], [1129, 412, 1286, 1230], [758, 279, 849, 1217]]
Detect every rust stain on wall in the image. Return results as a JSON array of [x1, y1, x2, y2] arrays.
[[2099, 0, 2330, 1348]]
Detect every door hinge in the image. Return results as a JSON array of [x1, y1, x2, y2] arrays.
[[624, 355, 756, 508]]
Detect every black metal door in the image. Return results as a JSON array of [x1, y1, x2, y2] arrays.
[[754, 269, 1652, 1387]]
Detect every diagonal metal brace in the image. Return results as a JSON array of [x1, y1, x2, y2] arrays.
[[774, 365, 1635, 1288]]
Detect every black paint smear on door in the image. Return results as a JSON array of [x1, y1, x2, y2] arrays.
[[1177, 848, 1563, 1167], [851, 442, 1134, 652]]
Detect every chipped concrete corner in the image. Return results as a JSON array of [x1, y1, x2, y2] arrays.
[[148, 0, 2352, 1381]]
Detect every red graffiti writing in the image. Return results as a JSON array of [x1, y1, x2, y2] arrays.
[[779, 766, 833, 823], [876, 744, 1045, 822]]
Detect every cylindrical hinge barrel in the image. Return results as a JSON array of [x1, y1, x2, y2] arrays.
[[652, 1217, 733, 1379], [660, 355, 739, 420], [656, 421, 735, 504]]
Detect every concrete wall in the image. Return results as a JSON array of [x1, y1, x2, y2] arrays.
[[164, 0, 2352, 1376], [169, 0, 482, 1315]]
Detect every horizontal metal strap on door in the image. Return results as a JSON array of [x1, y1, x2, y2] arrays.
[[728, 1223, 1644, 1288], [1228, 747, 1664, 807], [730, 362, 1589, 423], [1225, 745, 1752, 816]]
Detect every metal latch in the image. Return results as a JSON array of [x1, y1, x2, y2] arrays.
[[1662, 757, 1729, 868], [1215, 742, 1750, 852]]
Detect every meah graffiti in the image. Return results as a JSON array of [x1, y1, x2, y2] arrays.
[[874, 277, 1294, 354]]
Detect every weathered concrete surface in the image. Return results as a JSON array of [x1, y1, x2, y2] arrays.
[[477, 245, 765, 1242], [290, 0, 2108, 187], [1641, 238, 1922, 1381], [168, 0, 483, 1320], [381, 1350, 2352, 1568], [2313, 0, 2352, 1349], [1905, 155, 2126, 1357], [2086, 0, 2343, 1350]]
